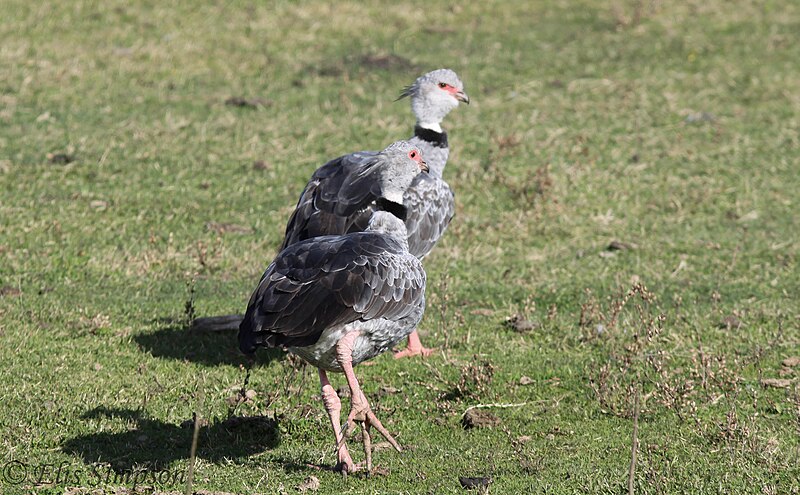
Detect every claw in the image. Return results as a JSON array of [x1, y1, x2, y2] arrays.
[[345, 405, 402, 453], [394, 330, 435, 359], [337, 420, 356, 450]]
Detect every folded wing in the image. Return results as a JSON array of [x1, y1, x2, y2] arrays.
[[280, 152, 382, 251], [240, 233, 426, 352], [403, 173, 456, 258]]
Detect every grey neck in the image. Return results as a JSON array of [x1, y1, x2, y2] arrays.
[[367, 211, 410, 250]]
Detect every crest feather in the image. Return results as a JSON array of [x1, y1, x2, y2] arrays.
[[396, 84, 415, 101]]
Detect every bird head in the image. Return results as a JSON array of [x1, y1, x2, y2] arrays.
[[398, 69, 469, 132], [376, 140, 428, 204]]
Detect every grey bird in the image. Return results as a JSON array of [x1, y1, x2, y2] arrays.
[[239, 141, 428, 474], [280, 69, 468, 358]]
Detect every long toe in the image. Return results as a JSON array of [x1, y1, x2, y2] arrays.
[[394, 345, 436, 359], [362, 424, 373, 472], [365, 409, 402, 452]]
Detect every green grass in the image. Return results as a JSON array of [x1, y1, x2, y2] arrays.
[[1, 0, 799, 493]]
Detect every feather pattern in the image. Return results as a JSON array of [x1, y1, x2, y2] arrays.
[[403, 171, 455, 258], [279, 131, 455, 259], [280, 152, 381, 251], [239, 230, 427, 370]]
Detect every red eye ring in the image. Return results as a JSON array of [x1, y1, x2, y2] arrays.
[[408, 151, 417, 159]]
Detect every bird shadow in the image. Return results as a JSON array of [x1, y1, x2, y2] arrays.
[[61, 407, 280, 472], [135, 319, 285, 367]]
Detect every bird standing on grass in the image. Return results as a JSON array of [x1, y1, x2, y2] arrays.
[[239, 141, 429, 473], [281, 69, 469, 358]]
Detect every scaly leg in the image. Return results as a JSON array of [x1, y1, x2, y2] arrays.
[[336, 331, 402, 472], [318, 369, 355, 473], [394, 330, 435, 359]]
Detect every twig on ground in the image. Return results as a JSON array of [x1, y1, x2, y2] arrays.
[[628, 383, 640, 495], [185, 379, 205, 495]]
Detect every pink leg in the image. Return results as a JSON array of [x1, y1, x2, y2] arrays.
[[318, 369, 354, 473], [336, 331, 402, 472], [394, 330, 435, 359]]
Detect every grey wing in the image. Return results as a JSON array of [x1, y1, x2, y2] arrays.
[[239, 234, 426, 352], [279, 152, 380, 251], [403, 174, 456, 258]]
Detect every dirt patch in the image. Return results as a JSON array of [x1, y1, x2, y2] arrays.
[[761, 378, 792, 389], [90, 199, 108, 211], [423, 26, 456, 34], [224, 96, 270, 109], [607, 240, 638, 251], [0, 286, 21, 297], [48, 152, 74, 164], [226, 388, 257, 407], [358, 54, 413, 71], [297, 475, 320, 492], [462, 409, 501, 429], [370, 466, 390, 476], [459, 476, 492, 490], [718, 315, 742, 330], [504, 314, 538, 333], [684, 111, 716, 124], [782, 357, 800, 368], [377, 385, 400, 397]]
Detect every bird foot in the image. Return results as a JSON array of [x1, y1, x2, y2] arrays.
[[394, 344, 436, 359], [394, 330, 434, 359], [339, 393, 401, 472], [342, 411, 401, 450]]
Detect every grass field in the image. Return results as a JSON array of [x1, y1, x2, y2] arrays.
[[2, 0, 799, 493]]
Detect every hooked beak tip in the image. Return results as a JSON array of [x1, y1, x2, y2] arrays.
[[420, 160, 429, 173], [457, 92, 470, 104]]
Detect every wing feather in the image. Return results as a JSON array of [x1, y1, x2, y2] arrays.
[[239, 232, 426, 353], [280, 152, 382, 250], [403, 173, 456, 258]]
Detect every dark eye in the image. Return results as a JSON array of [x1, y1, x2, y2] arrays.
[[438, 82, 447, 88], [409, 151, 417, 159]]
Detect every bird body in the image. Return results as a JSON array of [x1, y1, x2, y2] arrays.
[[278, 70, 467, 358], [240, 229, 426, 371], [291, 295, 424, 371], [240, 141, 429, 473]]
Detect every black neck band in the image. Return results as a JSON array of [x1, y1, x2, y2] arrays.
[[414, 125, 448, 148], [375, 198, 408, 221]]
